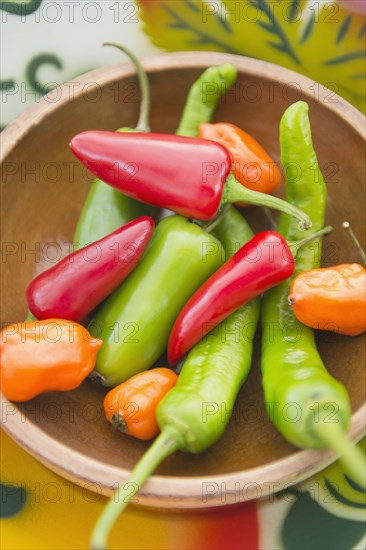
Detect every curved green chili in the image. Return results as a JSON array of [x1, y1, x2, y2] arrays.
[[176, 63, 237, 137], [261, 101, 365, 486], [73, 43, 154, 250], [158, 207, 260, 452], [90, 207, 260, 549]]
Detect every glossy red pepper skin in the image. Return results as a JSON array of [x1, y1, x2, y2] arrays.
[[26, 216, 154, 322], [168, 231, 295, 364], [70, 131, 232, 221]]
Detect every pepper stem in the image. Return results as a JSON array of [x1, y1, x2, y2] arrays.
[[111, 414, 127, 432], [103, 42, 151, 132], [25, 311, 37, 322], [203, 204, 231, 233], [88, 370, 106, 385], [222, 174, 312, 231], [312, 422, 366, 489], [90, 429, 180, 550], [287, 225, 333, 258], [342, 221, 366, 267]]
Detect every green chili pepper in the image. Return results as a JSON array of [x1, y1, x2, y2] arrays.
[[89, 215, 223, 386], [261, 101, 365, 486], [176, 63, 237, 137], [157, 207, 260, 449], [90, 206, 260, 549], [73, 43, 154, 250], [73, 180, 153, 250]]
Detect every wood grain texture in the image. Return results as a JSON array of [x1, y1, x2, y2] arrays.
[[0, 52, 365, 508]]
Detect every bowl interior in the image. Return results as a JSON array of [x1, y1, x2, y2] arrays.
[[1, 52, 365, 506]]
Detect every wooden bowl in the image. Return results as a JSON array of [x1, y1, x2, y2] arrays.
[[1, 52, 365, 509]]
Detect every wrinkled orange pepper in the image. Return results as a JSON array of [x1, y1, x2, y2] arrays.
[[289, 264, 366, 336], [0, 319, 102, 402], [104, 368, 178, 440], [199, 122, 281, 197]]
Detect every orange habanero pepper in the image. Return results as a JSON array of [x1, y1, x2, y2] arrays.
[[0, 319, 102, 402], [199, 122, 281, 197], [288, 264, 366, 336], [104, 368, 178, 440]]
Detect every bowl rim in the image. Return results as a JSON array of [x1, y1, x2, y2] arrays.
[[1, 51, 365, 508], [1, 392, 365, 507], [1, 50, 365, 162]]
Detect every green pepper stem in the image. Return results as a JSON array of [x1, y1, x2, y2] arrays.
[[312, 422, 366, 489], [103, 42, 151, 133], [90, 429, 180, 550], [25, 311, 37, 322], [222, 174, 312, 232], [203, 204, 231, 233], [294, 225, 332, 248], [287, 225, 333, 258], [175, 63, 237, 137]]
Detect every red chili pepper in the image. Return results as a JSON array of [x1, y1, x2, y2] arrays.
[[26, 216, 154, 322], [70, 131, 311, 229], [71, 132, 230, 220], [167, 231, 295, 365]]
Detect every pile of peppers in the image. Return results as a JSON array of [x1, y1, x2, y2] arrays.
[[1, 43, 365, 550]]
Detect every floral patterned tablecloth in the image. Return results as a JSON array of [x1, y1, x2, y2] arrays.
[[1, 2, 365, 549]]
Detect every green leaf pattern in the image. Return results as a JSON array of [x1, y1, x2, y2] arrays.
[[139, 0, 366, 112]]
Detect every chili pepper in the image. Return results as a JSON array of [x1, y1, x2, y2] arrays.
[[88, 215, 223, 387], [288, 263, 366, 336], [168, 230, 295, 365], [261, 101, 365, 486], [104, 368, 178, 440], [288, 219, 366, 336], [167, 223, 331, 365], [70, 131, 311, 230], [199, 122, 281, 196], [175, 64, 238, 137], [0, 320, 102, 402], [26, 217, 154, 323], [90, 206, 260, 550], [74, 43, 154, 250]]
